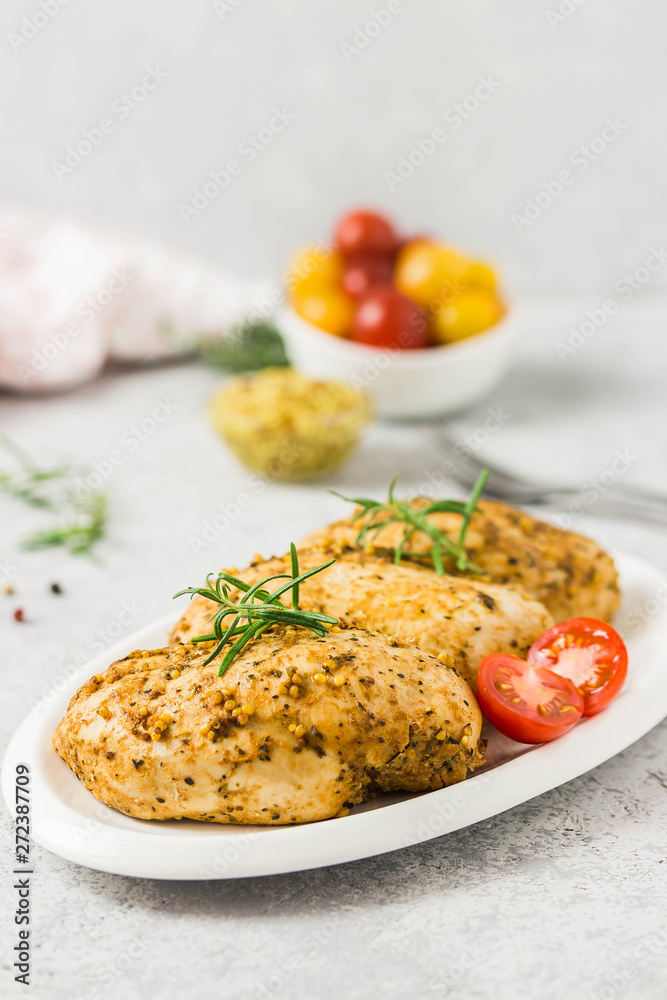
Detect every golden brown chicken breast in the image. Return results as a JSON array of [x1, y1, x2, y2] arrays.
[[53, 627, 484, 826], [170, 549, 553, 689], [301, 498, 620, 623]]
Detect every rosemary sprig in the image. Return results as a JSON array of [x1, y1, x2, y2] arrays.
[[331, 469, 489, 575], [22, 493, 107, 556], [174, 547, 338, 675], [194, 320, 289, 373], [0, 435, 108, 557]]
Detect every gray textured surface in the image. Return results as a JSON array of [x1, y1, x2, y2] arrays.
[[1, 301, 667, 999]]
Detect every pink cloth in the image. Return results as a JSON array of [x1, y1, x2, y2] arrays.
[[0, 208, 268, 393]]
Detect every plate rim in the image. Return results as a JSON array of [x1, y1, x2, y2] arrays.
[[3, 548, 667, 880]]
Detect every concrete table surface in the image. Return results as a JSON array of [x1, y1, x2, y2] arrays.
[[1, 300, 666, 1000]]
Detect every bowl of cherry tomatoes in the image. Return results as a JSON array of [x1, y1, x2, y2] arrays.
[[278, 208, 521, 419]]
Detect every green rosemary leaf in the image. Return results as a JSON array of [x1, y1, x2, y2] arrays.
[[0, 436, 108, 557], [290, 543, 300, 610], [174, 548, 339, 672], [387, 474, 399, 505], [421, 500, 469, 515], [456, 469, 488, 570], [215, 621, 274, 673], [215, 573, 280, 606], [432, 541, 444, 576], [331, 472, 489, 576], [329, 491, 380, 516], [195, 321, 289, 374], [21, 493, 107, 557], [267, 558, 336, 604], [394, 528, 416, 565]]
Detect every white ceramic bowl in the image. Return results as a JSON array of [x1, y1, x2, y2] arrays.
[[277, 303, 522, 420]]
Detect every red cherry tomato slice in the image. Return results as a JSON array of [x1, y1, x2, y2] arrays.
[[352, 287, 428, 350], [476, 654, 584, 744], [527, 617, 628, 717], [334, 210, 398, 258], [341, 253, 394, 299]]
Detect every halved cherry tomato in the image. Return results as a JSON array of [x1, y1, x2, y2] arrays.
[[527, 617, 628, 717], [334, 210, 398, 258], [352, 287, 427, 350], [341, 253, 394, 299], [476, 654, 584, 744]]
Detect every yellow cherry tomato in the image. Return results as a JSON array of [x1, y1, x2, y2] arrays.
[[293, 289, 354, 338], [395, 241, 469, 307], [464, 260, 497, 293], [434, 290, 503, 343], [287, 246, 343, 299]]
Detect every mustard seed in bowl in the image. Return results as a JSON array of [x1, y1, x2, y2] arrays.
[[209, 367, 371, 481]]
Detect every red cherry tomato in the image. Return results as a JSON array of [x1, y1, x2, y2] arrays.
[[341, 253, 394, 299], [352, 287, 428, 350], [476, 654, 584, 744], [527, 617, 628, 717], [334, 210, 398, 258]]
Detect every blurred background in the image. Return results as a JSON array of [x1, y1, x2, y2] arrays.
[[2, 6, 667, 997], [2, 0, 665, 292]]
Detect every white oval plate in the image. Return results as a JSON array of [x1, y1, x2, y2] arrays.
[[3, 549, 667, 880]]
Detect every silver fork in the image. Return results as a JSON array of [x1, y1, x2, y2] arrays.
[[427, 427, 667, 526]]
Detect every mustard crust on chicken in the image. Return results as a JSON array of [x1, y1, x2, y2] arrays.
[[170, 549, 553, 689], [301, 498, 620, 623], [53, 627, 484, 826]]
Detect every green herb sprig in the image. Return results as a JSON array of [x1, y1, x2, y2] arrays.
[[331, 470, 489, 575], [22, 493, 108, 556], [0, 435, 108, 557], [174, 543, 338, 675], [194, 320, 289, 373]]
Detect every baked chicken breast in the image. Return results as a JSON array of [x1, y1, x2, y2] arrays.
[[170, 549, 553, 689], [53, 627, 483, 825], [301, 498, 620, 623]]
